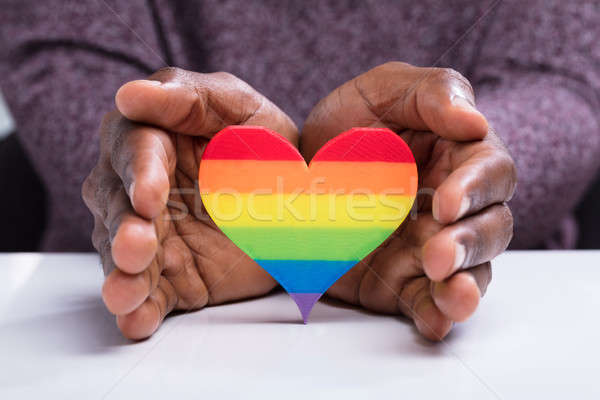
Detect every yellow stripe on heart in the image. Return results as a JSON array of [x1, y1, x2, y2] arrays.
[[201, 193, 414, 228]]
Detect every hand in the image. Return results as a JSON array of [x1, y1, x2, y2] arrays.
[[301, 62, 516, 340], [82, 68, 298, 339]]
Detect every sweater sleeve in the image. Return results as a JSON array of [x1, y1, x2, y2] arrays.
[[0, 0, 167, 250], [471, 0, 600, 249]]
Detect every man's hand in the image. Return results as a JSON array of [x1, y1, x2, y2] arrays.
[[301, 62, 516, 340], [82, 68, 298, 339]]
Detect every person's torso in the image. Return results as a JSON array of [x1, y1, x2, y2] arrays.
[[157, 0, 490, 126]]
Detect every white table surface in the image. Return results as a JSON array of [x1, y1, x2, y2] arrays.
[[0, 90, 14, 138], [0, 251, 599, 399]]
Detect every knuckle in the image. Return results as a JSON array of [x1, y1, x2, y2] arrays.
[[476, 146, 517, 203], [99, 110, 125, 142], [100, 112, 132, 158], [82, 166, 102, 210], [211, 71, 264, 117], [493, 153, 518, 194], [100, 112, 115, 132], [110, 125, 139, 171], [109, 130, 128, 167], [96, 175, 121, 220], [211, 71, 256, 98], [100, 109, 121, 126], [353, 69, 398, 118], [81, 174, 95, 206], [436, 67, 466, 83], [495, 152, 515, 171], [91, 225, 106, 251], [98, 112, 116, 151]]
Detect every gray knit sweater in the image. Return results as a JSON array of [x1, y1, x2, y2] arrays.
[[1, 0, 599, 250]]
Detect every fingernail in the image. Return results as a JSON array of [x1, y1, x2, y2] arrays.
[[451, 95, 478, 113], [452, 95, 488, 127], [140, 79, 162, 87], [456, 196, 470, 220], [128, 182, 136, 203], [453, 243, 466, 271], [432, 195, 440, 221], [160, 81, 183, 90]]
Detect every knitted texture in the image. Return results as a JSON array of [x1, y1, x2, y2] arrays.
[[1, 0, 598, 250]]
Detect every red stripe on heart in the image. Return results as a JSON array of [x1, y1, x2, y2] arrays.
[[202, 126, 302, 161], [312, 128, 416, 163]]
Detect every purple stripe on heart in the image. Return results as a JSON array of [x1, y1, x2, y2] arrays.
[[289, 293, 323, 323]]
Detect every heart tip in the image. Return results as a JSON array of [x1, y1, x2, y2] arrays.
[[289, 293, 322, 324]]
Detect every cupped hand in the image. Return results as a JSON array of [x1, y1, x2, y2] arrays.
[[82, 68, 298, 339], [301, 62, 516, 340]]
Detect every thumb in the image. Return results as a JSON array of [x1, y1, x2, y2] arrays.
[[302, 62, 488, 161], [115, 68, 298, 143]]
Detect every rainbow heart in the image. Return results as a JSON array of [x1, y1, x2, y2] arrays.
[[199, 126, 417, 322]]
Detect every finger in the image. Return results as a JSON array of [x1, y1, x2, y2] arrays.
[[357, 248, 421, 314], [115, 68, 298, 143], [161, 235, 210, 310], [408, 66, 488, 141], [116, 276, 178, 340], [354, 214, 442, 311], [432, 133, 517, 224], [82, 165, 102, 217], [101, 113, 175, 219], [422, 204, 513, 281], [357, 259, 453, 341], [432, 262, 491, 322], [399, 277, 453, 341], [102, 257, 161, 315], [105, 187, 158, 274], [84, 156, 159, 275]]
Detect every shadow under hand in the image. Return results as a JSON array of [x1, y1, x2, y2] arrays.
[[322, 295, 448, 356], [0, 294, 128, 356]]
